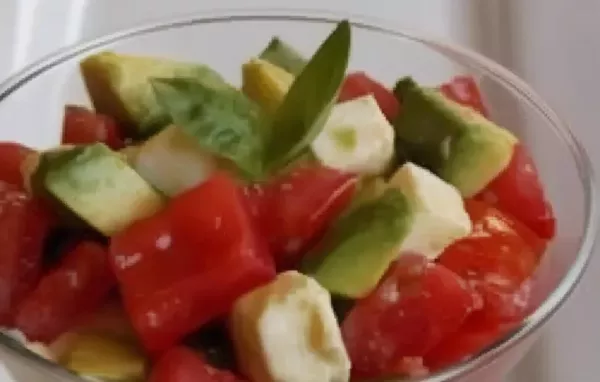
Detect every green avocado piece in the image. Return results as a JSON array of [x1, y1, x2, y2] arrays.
[[393, 77, 517, 197], [242, 58, 294, 115], [301, 188, 414, 298], [23, 146, 93, 228], [43, 143, 165, 236], [259, 37, 307, 75], [80, 51, 231, 137], [349, 176, 389, 211]]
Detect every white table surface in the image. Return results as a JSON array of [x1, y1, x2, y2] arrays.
[[0, 1, 598, 381]]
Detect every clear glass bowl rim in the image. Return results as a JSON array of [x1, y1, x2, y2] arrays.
[[0, 7, 596, 382]]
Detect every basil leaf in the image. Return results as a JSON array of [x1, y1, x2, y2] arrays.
[[259, 37, 308, 75], [151, 78, 265, 180], [264, 20, 351, 171]]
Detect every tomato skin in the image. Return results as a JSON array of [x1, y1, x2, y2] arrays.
[[110, 172, 275, 354], [439, 76, 489, 117], [149, 347, 244, 382], [341, 254, 476, 379], [338, 72, 400, 121], [62, 105, 125, 149], [15, 241, 115, 342], [477, 144, 556, 239], [424, 315, 518, 371], [245, 165, 357, 270], [0, 142, 34, 188], [438, 199, 544, 325], [0, 182, 53, 325]]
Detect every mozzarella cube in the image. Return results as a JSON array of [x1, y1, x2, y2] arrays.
[[311, 95, 394, 175], [230, 271, 350, 382], [133, 125, 214, 197], [389, 162, 472, 260]]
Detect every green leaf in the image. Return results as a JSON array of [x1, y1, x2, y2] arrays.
[[264, 20, 351, 171], [151, 78, 265, 180], [259, 37, 308, 75]]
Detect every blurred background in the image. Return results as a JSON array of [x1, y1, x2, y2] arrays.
[[0, 0, 597, 380]]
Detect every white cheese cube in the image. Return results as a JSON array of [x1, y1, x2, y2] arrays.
[[133, 125, 214, 197], [311, 95, 395, 175], [389, 162, 472, 260], [230, 271, 350, 382]]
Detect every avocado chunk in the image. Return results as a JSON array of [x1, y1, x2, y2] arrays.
[[60, 334, 146, 381], [301, 188, 413, 298], [259, 37, 307, 75], [80, 51, 231, 137], [347, 176, 388, 213], [242, 58, 294, 115], [393, 77, 517, 197], [131, 125, 215, 197], [43, 143, 165, 236]]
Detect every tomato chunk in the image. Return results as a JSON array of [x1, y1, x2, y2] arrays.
[[477, 144, 556, 239], [110, 172, 275, 354], [149, 347, 245, 382], [424, 315, 518, 370], [246, 166, 356, 269], [341, 254, 476, 379], [0, 142, 34, 188], [438, 199, 545, 325], [0, 182, 53, 324], [338, 72, 400, 121], [439, 75, 489, 117], [62, 105, 125, 149], [15, 241, 115, 342]]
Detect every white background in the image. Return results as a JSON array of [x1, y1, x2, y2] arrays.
[[0, 0, 598, 381]]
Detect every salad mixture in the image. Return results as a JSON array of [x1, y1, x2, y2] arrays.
[[0, 20, 555, 382]]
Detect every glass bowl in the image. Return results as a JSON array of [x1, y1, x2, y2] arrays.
[[0, 8, 596, 382]]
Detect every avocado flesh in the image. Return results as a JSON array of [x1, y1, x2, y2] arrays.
[[242, 58, 294, 115], [301, 188, 414, 298], [393, 77, 517, 197], [259, 37, 307, 75], [80, 51, 231, 137], [23, 146, 93, 228], [43, 143, 164, 236], [60, 333, 146, 382]]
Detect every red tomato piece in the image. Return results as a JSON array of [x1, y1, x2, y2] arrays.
[[477, 144, 556, 239], [15, 241, 115, 342], [338, 72, 400, 121], [439, 75, 489, 117], [0, 182, 53, 324], [424, 315, 518, 371], [246, 166, 356, 269], [62, 105, 125, 149], [0, 142, 34, 188], [110, 172, 275, 354], [438, 199, 545, 324], [341, 254, 476, 379], [149, 347, 245, 382]]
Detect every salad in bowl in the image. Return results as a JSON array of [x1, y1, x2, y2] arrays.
[[0, 18, 563, 382]]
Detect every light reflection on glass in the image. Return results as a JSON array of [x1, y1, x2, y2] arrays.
[[64, 0, 86, 46], [11, 0, 40, 71]]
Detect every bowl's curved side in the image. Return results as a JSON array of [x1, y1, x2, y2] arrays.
[[0, 8, 596, 382]]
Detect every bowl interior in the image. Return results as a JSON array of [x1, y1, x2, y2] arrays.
[[0, 11, 595, 382]]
